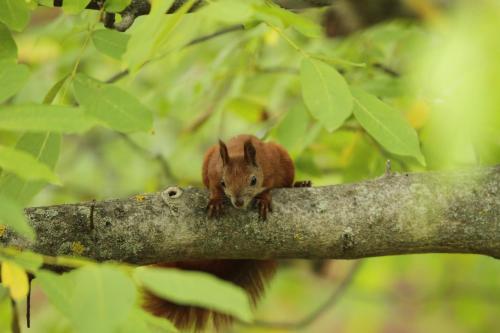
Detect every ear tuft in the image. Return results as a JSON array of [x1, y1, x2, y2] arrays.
[[219, 139, 229, 166], [244, 140, 257, 166]]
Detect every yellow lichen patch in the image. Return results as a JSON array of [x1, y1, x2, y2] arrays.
[[71, 241, 85, 255], [0, 224, 6, 237], [135, 194, 146, 202], [406, 100, 430, 129]]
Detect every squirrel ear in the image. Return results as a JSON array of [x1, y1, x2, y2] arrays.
[[244, 140, 257, 166], [219, 139, 229, 166]]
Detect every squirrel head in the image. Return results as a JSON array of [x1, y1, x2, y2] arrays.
[[219, 139, 264, 209]]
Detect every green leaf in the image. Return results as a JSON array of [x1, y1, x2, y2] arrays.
[[352, 88, 425, 164], [254, 3, 321, 38], [0, 23, 17, 61], [0, 133, 61, 205], [62, 0, 92, 14], [0, 194, 34, 240], [273, 103, 310, 155], [0, 251, 43, 273], [36, 270, 75, 315], [92, 29, 130, 60], [0, 104, 98, 133], [38, 266, 137, 333], [134, 267, 253, 323], [118, 308, 178, 333], [0, 146, 60, 184], [0, 0, 31, 32], [43, 75, 70, 104], [200, 0, 254, 24], [124, 0, 175, 71], [0, 295, 14, 333], [73, 73, 153, 132], [0, 61, 30, 102], [300, 58, 353, 132], [104, 0, 131, 13]]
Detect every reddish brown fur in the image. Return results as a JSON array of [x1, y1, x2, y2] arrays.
[[144, 135, 295, 331]]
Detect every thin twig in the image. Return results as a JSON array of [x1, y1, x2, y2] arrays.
[[106, 24, 244, 84], [118, 133, 177, 182], [248, 260, 363, 330]]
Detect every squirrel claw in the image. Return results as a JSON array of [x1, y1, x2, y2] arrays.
[[256, 198, 272, 221], [207, 199, 223, 218], [294, 180, 312, 187]]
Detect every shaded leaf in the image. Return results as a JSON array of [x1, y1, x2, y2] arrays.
[[352, 88, 425, 164], [0, 22, 17, 60], [92, 29, 130, 60], [73, 73, 153, 132]]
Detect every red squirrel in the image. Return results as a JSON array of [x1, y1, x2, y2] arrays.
[[144, 135, 310, 331]]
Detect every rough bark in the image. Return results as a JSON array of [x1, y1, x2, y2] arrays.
[[1, 166, 499, 264]]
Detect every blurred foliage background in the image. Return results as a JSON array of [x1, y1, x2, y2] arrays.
[[1, 0, 500, 332]]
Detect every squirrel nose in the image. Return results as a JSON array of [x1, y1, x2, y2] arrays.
[[234, 198, 244, 208]]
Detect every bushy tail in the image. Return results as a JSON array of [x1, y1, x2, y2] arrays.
[[142, 260, 276, 331]]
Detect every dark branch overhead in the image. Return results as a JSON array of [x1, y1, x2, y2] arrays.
[[2, 165, 499, 264]]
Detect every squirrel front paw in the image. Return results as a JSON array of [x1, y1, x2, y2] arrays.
[[207, 198, 224, 218], [255, 196, 272, 221]]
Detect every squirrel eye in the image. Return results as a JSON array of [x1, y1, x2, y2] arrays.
[[220, 180, 225, 188], [250, 176, 257, 186]]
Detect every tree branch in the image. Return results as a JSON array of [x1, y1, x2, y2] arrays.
[[1, 166, 499, 264]]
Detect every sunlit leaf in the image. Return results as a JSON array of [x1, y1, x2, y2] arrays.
[[124, 0, 175, 71], [1, 261, 29, 300], [352, 88, 425, 164], [300, 58, 353, 132], [254, 3, 322, 38], [0, 0, 31, 32], [38, 265, 137, 333], [104, 0, 131, 13], [0, 104, 99, 133], [73, 73, 153, 132], [0, 133, 61, 205], [0, 146, 60, 184], [0, 194, 34, 239], [134, 267, 253, 323], [92, 29, 130, 59], [62, 0, 92, 14], [118, 307, 178, 333], [200, 0, 254, 24]]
